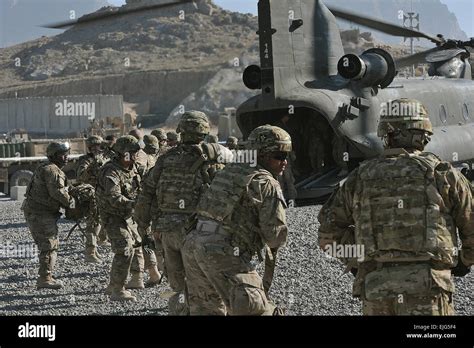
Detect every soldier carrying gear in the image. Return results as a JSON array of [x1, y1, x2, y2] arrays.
[[318, 98, 474, 316], [96, 135, 145, 301], [46, 142, 70, 167], [135, 110, 224, 315], [22, 142, 72, 290], [76, 135, 108, 263], [225, 136, 238, 150], [167, 131, 180, 147], [182, 125, 291, 315]]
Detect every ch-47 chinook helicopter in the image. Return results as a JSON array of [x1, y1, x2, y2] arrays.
[[44, 0, 474, 202], [237, 0, 474, 202]]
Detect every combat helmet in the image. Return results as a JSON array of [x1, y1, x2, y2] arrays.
[[378, 98, 432, 150], [151, 128, 168, 141], [113, 135, 140, 156], [86, 135, 103, 146], [176, 111, 210, 143], [47, 142, 70, 166], [378, 99, 432, 136], [248, 125, 292, 154], [143, 134, 159, 150]]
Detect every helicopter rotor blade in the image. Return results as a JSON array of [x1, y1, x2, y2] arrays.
[[394, 47, 441, 68], [327, 6, 443, 44], [41, 0, 195, 29]]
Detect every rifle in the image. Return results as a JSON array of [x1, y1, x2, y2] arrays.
[[263, 246, 278, 295], [65, 220, 87, 242]]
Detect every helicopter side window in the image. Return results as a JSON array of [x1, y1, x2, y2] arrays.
[[462, 103, 470, 121], [439, 105, 448, 124]]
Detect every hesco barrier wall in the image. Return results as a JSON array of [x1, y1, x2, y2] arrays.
[[0, 95, 123, 135]]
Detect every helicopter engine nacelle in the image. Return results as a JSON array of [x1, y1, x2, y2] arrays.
[[337, 48, 396, 88]]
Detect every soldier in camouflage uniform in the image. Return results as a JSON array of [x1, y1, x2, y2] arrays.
[[151, 128, 170, 157], [96, 135, 145, 301], [183, 125, 291, 315], [318, 99, 474, 315], [167, 131, 180, 148], [135, 111, 224, 314], [22, 142, 72, 289], [139, 134, 163, 287], [76, 135, 108, 262], [143, 134, 159, 173], [225, 136, 238, 150], [128, 128, 149, 177]]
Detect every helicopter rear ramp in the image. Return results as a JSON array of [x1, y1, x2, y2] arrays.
[[295, 167, 347, 203]]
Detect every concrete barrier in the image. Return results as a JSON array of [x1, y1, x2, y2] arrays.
[[10, 186, 26, 202]]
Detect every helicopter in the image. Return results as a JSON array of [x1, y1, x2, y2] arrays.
[[44, 0, 474, 202], [237, 0, 474, 202]]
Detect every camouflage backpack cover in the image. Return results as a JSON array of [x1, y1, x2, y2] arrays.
[[65, 184, 97, 221]]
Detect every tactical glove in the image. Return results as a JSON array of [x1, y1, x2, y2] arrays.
[[141, 234, 156, 254]]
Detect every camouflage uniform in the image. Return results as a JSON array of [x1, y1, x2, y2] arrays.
[[140, 134, 162, 286], [135, 111, 223, 314], [318, 99, 474, 315], [76, 136, 108, 262], [22, 142, 72, 289], [183, 125, 291, 315], [96, 135, 145, 301]]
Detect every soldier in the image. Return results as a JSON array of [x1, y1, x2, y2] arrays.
[[22, 142, 72, 289], [128, 128, 148, 177], [151, 128, 170, 156], [277, 151, 297, 205], [166, 131, 180, 148], [225, 136, 238, 150], [143, 134, 159, 173], [182, 125, 291, 315], [96, 135, 145, 301], [76, 135, 108, 263], [139, 134, 163, 287], [318, 98, 474, 315], [135, 111, 223, 314]]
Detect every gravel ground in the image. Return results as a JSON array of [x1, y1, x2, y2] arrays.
[[0, 196, 473, 316]]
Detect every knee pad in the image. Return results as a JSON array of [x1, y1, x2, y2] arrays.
[[230, 273, 268, 316]]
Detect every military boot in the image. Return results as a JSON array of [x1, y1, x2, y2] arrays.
[[37, 250, 63, 289], [125, 271, 145, 289], [110, 287, 137, 302], [37, 275, 63, 290], [145, 266, 162, 288], [85, 246, 101, 263]]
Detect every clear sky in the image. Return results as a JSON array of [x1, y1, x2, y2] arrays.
[[107, 0, 474, 37]]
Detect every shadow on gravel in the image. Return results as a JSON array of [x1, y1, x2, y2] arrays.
[[0, 221, 28, 229]]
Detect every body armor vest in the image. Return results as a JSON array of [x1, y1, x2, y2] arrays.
[[354, 152, 458, 266], [96, 161, 141, 217], [196, 163, 273, 255], [24, 163, 67, 213], [157, 143, 220, 214]]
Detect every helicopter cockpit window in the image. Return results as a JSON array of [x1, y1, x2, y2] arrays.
[[439, 105, 448, 124], [462, 103, 470, 121]]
